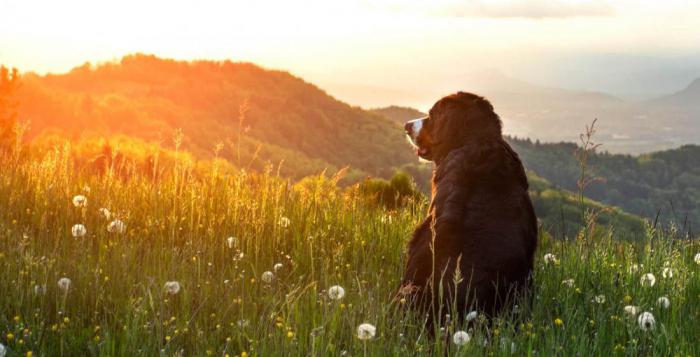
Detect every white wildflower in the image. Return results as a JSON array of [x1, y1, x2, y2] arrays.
[[71, 224, 87, 238], [694, 252, 700, 265], [107, 219, 126, 234], [328, 285, 346, 300], [657, 296, 670, 309], [72, 194, 87, 207], [593, 294, 606, 304], [453, 330, 471, 346], [640, 273, 656, 287], [98, 208, 111, 219], [662, 267, 673, 279], [164, 281, 181, 295], [623, 305, 640, 317], [561, 279, 575, 288], [261, 271, 274, 284], [226, 236, 236, 249], [356, 323, 376, 340], [0, 342, 5, 357], [278, 216, 291, 228], [466, 310, 478, 322], [543, 253, 557, 265], [637, 311, 656, 331], [57, 277, 71, 292]]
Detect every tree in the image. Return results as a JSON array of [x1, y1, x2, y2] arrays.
[[0, 66, 20, 153]]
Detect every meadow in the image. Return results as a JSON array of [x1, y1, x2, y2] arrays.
[[1, 146, 699, 356]]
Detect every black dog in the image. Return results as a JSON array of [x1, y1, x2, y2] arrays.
[[399, 92, 538, 324]]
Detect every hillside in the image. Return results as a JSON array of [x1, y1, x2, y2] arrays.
[[17, 54, 415, 180], [371, 106, 425, 125], [509, 138, 700, 235]]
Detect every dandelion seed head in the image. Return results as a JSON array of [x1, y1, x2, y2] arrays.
[[593, 294, 606, 304], [72, 195, 87, 208], [452, 330, 470, 346], [0, 343, 5, 357], [543, 253, 556, 265], [98, 208, 111, 219], [466, 311, 478, 322], [694, 253, 700, 265], [261, 271, 274, 284], [629, 264, 640, 274], [273, 263, 283, 272], [226, 237, 236, 249], [328, 285, 345, 300], [657, 296, 670, 309], [57, 277, 71, 292], [107, 219, 126, 234], [623, 305, 640, 317], [71, 224, 87, 238], [278, 216, 291, 228], [34, 284, 46, 295], [637, 311, 656, 331], [640, 273, 656, 287], [662, 267, 673, 279], [164, 281, 181, 295], [356, 323, 376, 340]]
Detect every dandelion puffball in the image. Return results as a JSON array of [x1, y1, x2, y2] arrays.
[[226, 236, 236, 249], [694, 253, 700, 265], [629, 264, 640, 274], [72, 194, 87, 207], [57, 277, 71, 292], [640, 273, 656, 287], [107, 219, 126, 234], [657, 296, 670, 309], [543, 253, 556, 264], [278, 216, 291, 228], [328, 285, 345, 300], [662, 267, 673, 279], [466, 311, 478, 322], [164, 281, 181, 295], [637, 311, 656, 331], [356, 323, 376, 340], [623, 305, 640, 317], [71, 224, 87, 238], [0, 342, 5, 357], [453, 330, 471, 346], [593, 295, 606, 304], [261, 271, 274, 284], [273, 263, 284, 272], [98, 208, 111, 220]]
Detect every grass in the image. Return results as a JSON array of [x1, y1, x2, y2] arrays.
[[0, 147, 699, 356]]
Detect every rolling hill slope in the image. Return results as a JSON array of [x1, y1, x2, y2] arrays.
[[17, 54, 415, 180]]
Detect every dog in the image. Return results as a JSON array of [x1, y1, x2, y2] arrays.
[[399, 92, 538, 325]]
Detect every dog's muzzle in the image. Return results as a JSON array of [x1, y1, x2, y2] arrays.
[[404, 116, 427, 145]]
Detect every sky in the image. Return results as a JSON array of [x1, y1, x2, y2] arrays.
[[1, 0, 699, 108]]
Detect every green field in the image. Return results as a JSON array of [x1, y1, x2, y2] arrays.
[[1, 149, 699, 356]]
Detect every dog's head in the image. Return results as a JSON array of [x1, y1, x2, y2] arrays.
[[405, 92, 502, 163]]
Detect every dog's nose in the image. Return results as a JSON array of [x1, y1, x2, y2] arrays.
[[404, 121, 413, 135]]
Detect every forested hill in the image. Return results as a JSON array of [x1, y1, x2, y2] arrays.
[[17, 54, 415, 180], [509, 138, 700, 234]]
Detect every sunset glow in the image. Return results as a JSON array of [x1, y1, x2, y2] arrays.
[[2, 0, 700, 108]]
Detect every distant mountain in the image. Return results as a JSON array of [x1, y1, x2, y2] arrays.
[[16, 54, 416, 180], [647, 78, 700, 110], [370, 106, 425, 125]]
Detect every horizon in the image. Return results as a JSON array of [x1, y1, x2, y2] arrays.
[[2, 0, 700, 110]]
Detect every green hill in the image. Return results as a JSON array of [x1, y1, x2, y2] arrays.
[[17, 54, 415, 180]]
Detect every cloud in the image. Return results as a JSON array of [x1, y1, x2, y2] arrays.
[[451, 0, 615, 19]]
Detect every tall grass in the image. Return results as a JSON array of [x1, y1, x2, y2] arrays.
[[0, 146, 699, 356]]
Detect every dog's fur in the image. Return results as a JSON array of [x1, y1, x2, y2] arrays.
[[399, 92, 538, 324]]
